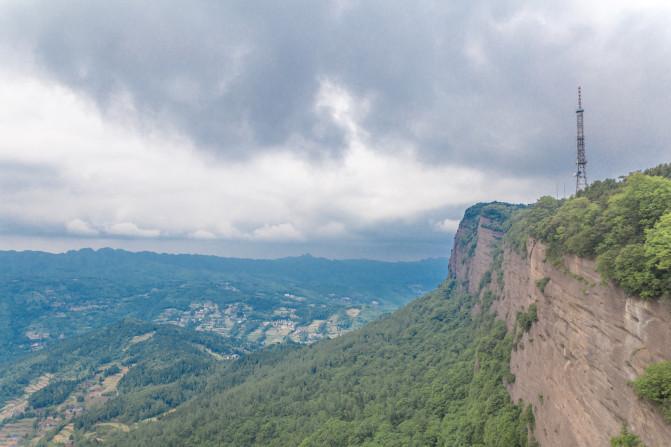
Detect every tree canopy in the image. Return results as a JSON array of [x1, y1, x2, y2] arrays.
[[506, 167, 671, 298]]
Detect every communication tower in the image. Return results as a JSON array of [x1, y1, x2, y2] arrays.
[[575, 87, 588, 192]]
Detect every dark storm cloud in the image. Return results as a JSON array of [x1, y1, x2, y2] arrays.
[[2, 1, 670, 176], [2, 0, 350, 157]]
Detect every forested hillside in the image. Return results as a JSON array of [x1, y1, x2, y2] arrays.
[[69, 202, 537, 447], [0, 320, 251, 445], [96, 281, 534, 447], [0, 251, 447, 445]]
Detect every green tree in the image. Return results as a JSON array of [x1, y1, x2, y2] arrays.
[[507, 166, 671, 299], [598, 173, 671, 252], [632, 361, 671, 422], [611, 244, 662, 299], [550, 197, 601, 257], [645, 212, 671, 271]]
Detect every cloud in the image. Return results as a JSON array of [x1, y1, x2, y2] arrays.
[[106, 223, 161, 238], [251, 223, 303, 242], [314, 222, 347, 238], [65, 219, 98, 236], [0, 67, 611, 258], [434, 218, 461, 233], [1, 0, 670, 179], [1, 1, 671, 258], [0, 161, 63, 192], [188, 230, 217, 240]]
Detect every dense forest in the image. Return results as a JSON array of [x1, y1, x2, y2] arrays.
[[91, 280, 534, 447]]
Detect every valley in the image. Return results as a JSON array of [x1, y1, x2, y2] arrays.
[[0, 252, 446, 446], [0, 251, 447, 360]]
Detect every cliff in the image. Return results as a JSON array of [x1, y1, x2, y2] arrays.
[[451, 205, 671, 447]]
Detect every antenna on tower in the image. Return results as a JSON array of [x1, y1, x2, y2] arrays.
[[578, 86, 582, 109], [575, 86, 588, 192]]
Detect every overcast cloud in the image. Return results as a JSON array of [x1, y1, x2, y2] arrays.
[[0, 0, 670, 259]]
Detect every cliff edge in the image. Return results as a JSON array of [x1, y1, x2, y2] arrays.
[[450, 203, 671, 446]]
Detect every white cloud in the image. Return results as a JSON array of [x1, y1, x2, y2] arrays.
[[251, 223, 303, 242], [434, 218, 461, 233], [0, 70, 539, 251], [106, 222, 161, 238], [187, 230, 217, 240], [65, 219, 98, 236], [314, 221, 347, 238]]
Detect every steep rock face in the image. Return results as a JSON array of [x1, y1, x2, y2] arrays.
[[448, 215, 502, 296], [452, 211, 671, 446]]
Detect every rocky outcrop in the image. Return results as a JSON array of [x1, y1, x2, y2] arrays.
[[451, 207, 671, 446], [448, 215, 502, 296]]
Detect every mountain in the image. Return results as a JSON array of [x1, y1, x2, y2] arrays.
[[449, 163, 671, 445], [0, 250, 447, 361]]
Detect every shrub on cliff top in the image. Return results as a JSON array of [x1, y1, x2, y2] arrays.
[[506, 196, 562, 256], [506, 167, 671, 299], [632, 360, 671, 422], [644, 163, 671, 179]]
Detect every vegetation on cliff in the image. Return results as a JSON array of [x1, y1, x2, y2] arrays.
[[507, 165, 671, 298], [610, 426, 646, 447], [632, 360, 671, 422]]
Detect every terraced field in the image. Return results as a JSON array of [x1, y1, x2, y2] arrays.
[[0, 374, 53, 421]]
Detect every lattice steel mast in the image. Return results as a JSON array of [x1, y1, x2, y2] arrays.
[[575, 86, 587, 192]]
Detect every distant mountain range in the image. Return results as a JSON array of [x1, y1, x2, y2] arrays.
[[0, 248, 447, 361]]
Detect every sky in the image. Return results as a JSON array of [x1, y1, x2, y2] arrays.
[[0, 0, 670, 260]]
